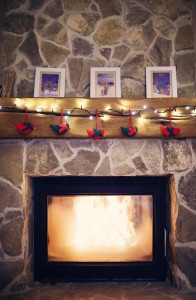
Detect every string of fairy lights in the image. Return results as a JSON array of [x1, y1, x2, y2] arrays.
[[0, 103, 195, 121]]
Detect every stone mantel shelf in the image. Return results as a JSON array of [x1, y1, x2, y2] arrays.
[[0, 97, 195, 139]]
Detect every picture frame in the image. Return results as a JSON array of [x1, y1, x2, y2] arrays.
[[34, 67, 65, 97], [146, 66, 177, 98], [90, 67, 121, 98]]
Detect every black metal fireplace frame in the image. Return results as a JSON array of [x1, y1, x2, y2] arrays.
[[33, 176, 168, 282]]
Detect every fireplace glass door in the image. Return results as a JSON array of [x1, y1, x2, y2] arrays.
[[47, 195, 153, 263], [34, 176, 167, 282]]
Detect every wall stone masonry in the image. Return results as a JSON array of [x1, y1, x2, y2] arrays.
[[0, 139, 195, 294], [0, 0, 195, 97], [0, 0, 196, 296]]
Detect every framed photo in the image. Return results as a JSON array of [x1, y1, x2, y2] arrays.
[[34, 68, 65, 97], [90, 67, 121, 98], [146, 66, 177, 98]]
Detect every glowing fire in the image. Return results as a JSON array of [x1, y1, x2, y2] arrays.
[[48, 195, 153, 262], [72, 196, 138, 249]]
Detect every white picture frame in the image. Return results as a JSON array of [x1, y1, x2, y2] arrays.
[[146, 66, 177, 98], [90, 67, 121, 98], [34, 67, 65, 97]]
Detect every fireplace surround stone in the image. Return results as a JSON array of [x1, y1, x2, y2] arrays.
[[0, 138, 195, 295]]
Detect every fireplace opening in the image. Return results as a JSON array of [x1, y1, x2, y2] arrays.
[[33, 176, 168, 282]]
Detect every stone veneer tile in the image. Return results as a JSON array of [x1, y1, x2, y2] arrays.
[[176, 247, 196, 287], [0, 259, 24, 290], [176, 205, 196, 242], [0, 143, 23, 186], [19, 31, 43, 66], [64, 150, 100, 175], [94, 18, 125, 46], [111, 143, 128, 164], [163, 140, 192, 171], [0, 218, 24, 256], [25, 141, 59, 174], [175, 25, 194, 51], [95, 0, 122, 18], [0, 182, 22, 211], [142, 140, 161, 174], [178, 168, 196, 210], [95, 157, 111, 175]]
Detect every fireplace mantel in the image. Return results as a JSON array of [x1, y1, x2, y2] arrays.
[[0, 97, 195, 138]]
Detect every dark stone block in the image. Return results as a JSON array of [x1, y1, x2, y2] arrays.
[[0, 259, 24, 290], [29, 0, 45, 10], [176, 247, 196, 287], [176, 206, 196, 242], [178, 85, 196, 98], [72, 37, 94, 56], [175, 25, 194, 51], [2, 33, 23, 68], [96, 0, 122, 18], [150, 37, 172, 65], [178, 168, 196, 209], [121, 54, 152, 81], [5, 0, 26, 11], [133, 156, 148, 173], [41, 41, 70, 67], [41, 21, 68, 45], [0, 182, 22, 211], [100, 48, 111, 60], [19, 31, 43, 66], [17, 79, 34, 97], [44, 0, 64, 19], [3, 13, 34, 34], [5, 211, 22, 221], [0, 218, 24, 256], [113, 45, 130, 61], [63, 0, 91, 11], [175, 53, 195, 85], [68, 58, 83, 90], [125, 3, 151, 25]]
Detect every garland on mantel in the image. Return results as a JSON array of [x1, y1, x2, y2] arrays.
[[0, 103, 195, 120], [0, 103, 195, 138]]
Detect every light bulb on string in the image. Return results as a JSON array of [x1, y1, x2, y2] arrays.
[[186, 106, 190, 110], [132, 111, 135, 115], [67, 111, 71, 114], [154, 109, 158, 113], [89, 115, 93, 120], [143, 105, 147, 109]]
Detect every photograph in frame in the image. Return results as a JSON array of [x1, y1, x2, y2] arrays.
[[90, 67, 121, 98], [34, 68, 65, 97], [146, 67, 177, 98]]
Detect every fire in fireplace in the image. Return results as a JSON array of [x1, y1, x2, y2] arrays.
[[33, 176, 168, 282]]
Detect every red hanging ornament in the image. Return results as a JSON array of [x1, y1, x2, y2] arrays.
[[87, 109, 104, 140], [121, 109, 138, 137], [160, 108, 180, 137], [50, 109, 70, 135], [15, 107, 35, 135]]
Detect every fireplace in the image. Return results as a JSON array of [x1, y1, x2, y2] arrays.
[[33, 176, 168, 282]]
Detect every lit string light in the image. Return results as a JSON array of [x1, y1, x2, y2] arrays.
[[0, 104, 195, 121]]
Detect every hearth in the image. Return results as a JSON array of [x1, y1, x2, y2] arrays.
[[33, 176, 168, 282]]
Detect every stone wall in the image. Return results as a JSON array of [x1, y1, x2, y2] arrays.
[[0, 139, 195, 294], [1, 0, 196, 97]]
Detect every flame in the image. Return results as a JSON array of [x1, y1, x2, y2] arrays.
[[48, 195, 153, 262]]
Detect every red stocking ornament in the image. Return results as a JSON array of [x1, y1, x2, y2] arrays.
[[50, 109, 70, 135], [121, 109, 138, 137], [160, 109, 180, 137], [15, 107, 35, 135], [87, 109, 104, 140]]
